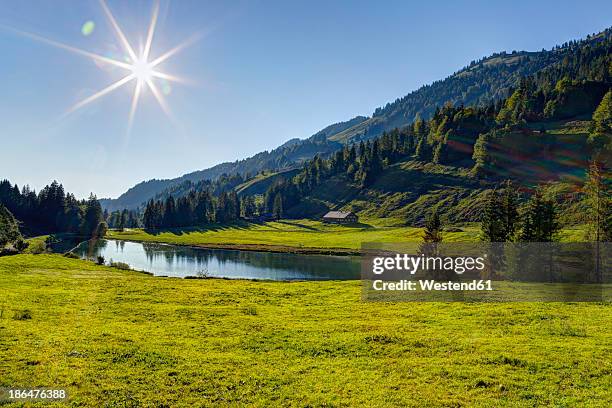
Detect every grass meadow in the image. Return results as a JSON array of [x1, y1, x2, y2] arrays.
[[105, 220, 587, 253], [1, 254, 610, 407]]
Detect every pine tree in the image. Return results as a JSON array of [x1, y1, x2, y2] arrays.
[[415, 136, 429, 161], [481, 190, 505, 242], [119, 209, 128, 230], [471, 132, 491, 178], [272, 193, 283, 220], [215, 192, 227, 223], [520, 189, 560, 242], [81, 194, 103, 237], [422, 209, 443, 243], [163, 196, 177, 227], [500, 180, 520, 241], [420, 209, 449, 279], [143, 200, 155, 229], [583, 160, 611, 242], [432, 140, 448, 164]]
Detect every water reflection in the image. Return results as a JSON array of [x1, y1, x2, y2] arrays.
[[73, 239, 361, 280]]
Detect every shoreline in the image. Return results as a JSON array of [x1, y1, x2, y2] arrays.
[[107, 236, 362, 256]]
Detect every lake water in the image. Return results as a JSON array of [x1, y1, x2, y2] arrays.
[[73, 239, 361, 280]]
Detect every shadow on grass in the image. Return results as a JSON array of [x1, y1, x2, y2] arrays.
[[275, 220, 320, 231], [143, 220, 257, 236], [140, 218, 376, 236]]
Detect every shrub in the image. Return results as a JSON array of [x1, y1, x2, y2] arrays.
[[109, 261, 131, 270], [14, 238, 29, 252], [242, 306, 258, 316], [95, 221, 109, 238], [196, 267, 210, 279], [13, 309, 32, 320], [28, 241, 46, 254]]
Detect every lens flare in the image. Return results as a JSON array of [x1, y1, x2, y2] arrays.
[[81, 21, 95, 36], [3, 0, 198, 134]]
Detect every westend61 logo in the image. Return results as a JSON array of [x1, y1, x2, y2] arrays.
[[361, 242, 610, 302]]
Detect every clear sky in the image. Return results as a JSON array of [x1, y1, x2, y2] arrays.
[[1, 0, 611, 199]]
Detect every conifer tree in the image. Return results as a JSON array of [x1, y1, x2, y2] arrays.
[[422, 209, 443, 243], [163, 196, 177, 227], [272, 193, 283, 220], [500, 180, 520, 241], [583, 160, 611, 242], [481, 190, 505, 242], [471, 133, 491, 178], [519, 189, 560, 242], [81, 194, 103, 237]]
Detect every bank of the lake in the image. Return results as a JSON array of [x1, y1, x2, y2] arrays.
[[105, 220, 588, 255], [1, 254, 610, 407], [106, 220, 482, 254]]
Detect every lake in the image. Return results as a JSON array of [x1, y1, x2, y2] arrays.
[[73, 239, 361, 280]]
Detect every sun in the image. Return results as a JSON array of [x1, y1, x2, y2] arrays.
[[131, 59, 154, 83], [4, 0, 200, 133]]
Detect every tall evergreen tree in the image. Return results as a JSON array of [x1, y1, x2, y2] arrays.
[[500, 180, 520, 241], [81, 194, 103, 237], [519, 189, 560, 242], [583, 160, 611, 242], [272, 193, 283, 220], [422, 209, 443, 243]]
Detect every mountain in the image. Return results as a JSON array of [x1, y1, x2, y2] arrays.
[[255, 28, 612, 225], [100, 116, 366, 210], [101, 28, 611, 211]]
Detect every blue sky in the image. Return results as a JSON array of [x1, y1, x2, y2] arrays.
[[1, 0, 611, 199]]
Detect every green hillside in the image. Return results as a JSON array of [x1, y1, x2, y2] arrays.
[[235, 169, 300, 197], [101, 28, 612, 212], [267, 115, 606, 227]]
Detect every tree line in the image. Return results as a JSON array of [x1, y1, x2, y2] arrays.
[[0, 180, 106, 238], [141, 189, 259, 229]]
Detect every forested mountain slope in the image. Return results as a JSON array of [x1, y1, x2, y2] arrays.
[[102, 28, 612, 212]]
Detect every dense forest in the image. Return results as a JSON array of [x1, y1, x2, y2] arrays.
[[0, 180, 106, 239]]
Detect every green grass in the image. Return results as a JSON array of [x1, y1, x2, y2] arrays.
[[0, 254, 610, 406], [107, 220, 588, 252], [107, 220, 481, 251]]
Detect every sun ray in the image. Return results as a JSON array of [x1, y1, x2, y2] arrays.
[[64, 73, 135, 116], [150, 70, 191, 84], [149, 32, 203, 68], [0, 24, 132, 70], [145, 77, 173, 120], [99, 0, 138, 62], [143, 0, 160, 61], [127, 79, 143, 133]]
